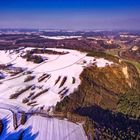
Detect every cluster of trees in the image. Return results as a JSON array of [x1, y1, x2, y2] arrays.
[[59, 76, 67, 88], [30, 88, 49, 100], [117, 90, 140, 118], [76, 105, 140, 140], [87, 51, 120, 63], [38, 73, 50, 82], [22, 48, 68, 64], [10, 85, 32, 99], [54, 76, 61, 85], [22, 53, 44, 64], [24, 75, 35, 82], [29, 48, 67, 55]]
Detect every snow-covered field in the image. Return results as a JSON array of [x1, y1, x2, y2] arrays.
[[40, 35, 82, 40], [0, 47, 113, 140]]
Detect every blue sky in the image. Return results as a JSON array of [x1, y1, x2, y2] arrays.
[[0, 0, 140, 30]]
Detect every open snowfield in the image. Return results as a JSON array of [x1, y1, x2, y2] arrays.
[[0, 47, 113, 139], [40, 35, 82, 40]]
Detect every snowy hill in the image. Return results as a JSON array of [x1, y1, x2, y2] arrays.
[[0, 47, 113, 140]]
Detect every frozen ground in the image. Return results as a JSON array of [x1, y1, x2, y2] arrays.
[[0, 47, 113, 140]]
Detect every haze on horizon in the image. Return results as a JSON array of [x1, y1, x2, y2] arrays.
[[0, 0, 140, 30]]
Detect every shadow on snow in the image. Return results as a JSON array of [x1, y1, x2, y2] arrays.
[[0, 117, 38, 140]]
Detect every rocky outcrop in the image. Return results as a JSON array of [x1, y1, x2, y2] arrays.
[[55, 58, 140, 139]]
